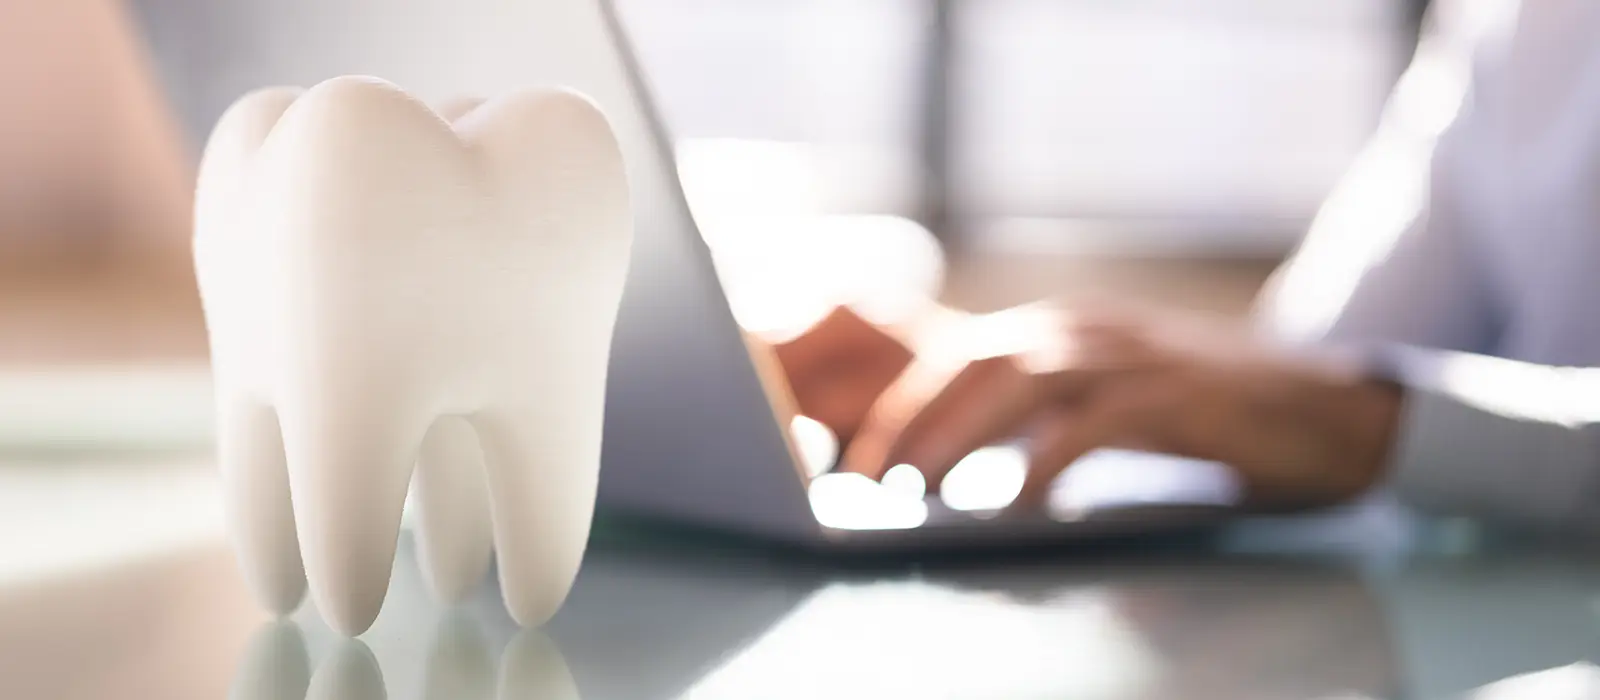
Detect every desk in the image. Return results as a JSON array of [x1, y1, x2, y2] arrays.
[[0, 458, 1596, 700]]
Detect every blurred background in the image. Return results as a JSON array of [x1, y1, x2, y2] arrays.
[[0, 0, 1428, 446]]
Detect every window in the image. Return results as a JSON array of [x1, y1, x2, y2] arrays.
[[616, 0, 1408, 254]]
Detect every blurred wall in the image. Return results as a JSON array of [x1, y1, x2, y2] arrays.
[[0, 0, 192, 267], [126, 0, 1400, 256]]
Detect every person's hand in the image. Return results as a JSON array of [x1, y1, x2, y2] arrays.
[[772, 305, 914, 442], [841, 305, 1404, 511]]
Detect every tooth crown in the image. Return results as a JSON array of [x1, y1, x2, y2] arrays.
[[196, 77, 631, 635]]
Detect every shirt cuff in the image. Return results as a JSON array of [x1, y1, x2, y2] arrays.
[[1368, 345, 1599, 529]]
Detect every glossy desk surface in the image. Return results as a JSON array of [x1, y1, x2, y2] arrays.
[[2, 457, 1599, 700]]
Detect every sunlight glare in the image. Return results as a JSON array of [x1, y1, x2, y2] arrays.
[[1257, 20, 1475, 345], [939, 446, 1027, 512], [673, 139, 947, 344], [808, 473, 928, 530], [789, 415, 839, 479], [882, 463, 927, 500], [680, 583, 1157, 699], [1470, 663, 1600, 700]]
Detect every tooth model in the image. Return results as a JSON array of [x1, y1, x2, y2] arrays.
[[194, 77, 632, 635]]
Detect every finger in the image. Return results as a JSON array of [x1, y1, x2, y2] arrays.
[[1015, 377, 1181, 509], [1015, 406, 1125, 508], [892, 357, 1042, 492], [839, 356, 958, 480], [786, 358, 915, 442], [857, 356, 1042, 491], [1039, 319, 1158, 377], [840, 309, 1144, 483], [775, 306, 914, 441]]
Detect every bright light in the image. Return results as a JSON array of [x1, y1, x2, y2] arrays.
[[1470, 663, 1600, 700], [713, 215, 945, 345], [1256, 14, 1477, 345], [707, 220, 837, 345], [1258, 134, 1426, 343], [675, 138, 831, 343], [789, 415, 839, 479], [939, 446, 1027, 512], [824, 215, 943, 327], [673, 138, 947, 345], [1425, 352, 1600, 425], [679, 583, 1157, 699], [807, 473, 928, 530], [932, 446, 1242, 516], [0, 459, 222, 588], [881, 463, 927, 500], [1051, 449, 1241, 513], [906, 303, 1064, 374], [675, 138, 820, 238]]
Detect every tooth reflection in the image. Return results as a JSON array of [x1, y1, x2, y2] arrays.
[[229, 622, 313, 700], [228, 624, 384, 700], [306, 642, 386, 700], [497, 628, 581, 699], [423, 615, 579, 700], [421, 616, 496, 699], [230, 618, 578, 700]]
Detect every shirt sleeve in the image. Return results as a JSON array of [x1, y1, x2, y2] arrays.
[[1250, 5, 1600, 529], [1255, 4, 1498, 355], [1376, 347, 1600, 533]]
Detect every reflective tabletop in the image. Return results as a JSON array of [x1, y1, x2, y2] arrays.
[[2, 457, 1599, 700]]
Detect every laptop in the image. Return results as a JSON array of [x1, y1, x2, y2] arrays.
[[125, 0, 1243, 551]]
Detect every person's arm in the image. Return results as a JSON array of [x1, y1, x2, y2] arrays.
[[1251, 10, 1600, 530], [845, 3, 1600, 527], [1265, 106, 1600, 530]]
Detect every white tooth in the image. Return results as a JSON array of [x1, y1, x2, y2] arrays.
[[195, 76, 631, 635]]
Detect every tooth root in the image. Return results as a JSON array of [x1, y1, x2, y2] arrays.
[[229, 622, 311, 700], [280, 393, 424, 636], [498, 629, 581, 699], [217, 397, 306, 614], [305, 640, 386, 700], [474, 401, 601, 627], [413, 416, 495, 603]]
